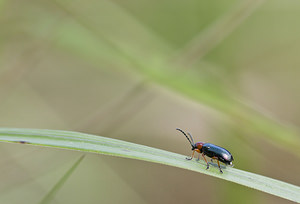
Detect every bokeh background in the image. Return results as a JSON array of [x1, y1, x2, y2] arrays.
[[0, 0, 300, 203]]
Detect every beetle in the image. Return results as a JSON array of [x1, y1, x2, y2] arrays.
[[176, 128, 233, 173]]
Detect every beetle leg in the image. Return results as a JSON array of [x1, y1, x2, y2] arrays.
[[196, 153, 200, 161], [217, 160, 223, 173], [201, 154, 209, 170], [186, 150, 195, 160], [210, 156, 218, 163]]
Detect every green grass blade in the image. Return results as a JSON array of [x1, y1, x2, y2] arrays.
[[174, 0, 265, 65], [0, 128, 299, 203], [39, 155, 85, 204]]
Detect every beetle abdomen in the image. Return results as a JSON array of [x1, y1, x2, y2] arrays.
[[202, 143, 233, 165]]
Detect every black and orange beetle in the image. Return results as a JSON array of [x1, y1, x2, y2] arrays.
[[177, 128, 234, 173]]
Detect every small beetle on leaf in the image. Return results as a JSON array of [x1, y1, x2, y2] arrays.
[[177, 128, 234, 173]]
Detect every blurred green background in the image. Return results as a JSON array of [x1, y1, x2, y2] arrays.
[[0, 0, 300, 203]]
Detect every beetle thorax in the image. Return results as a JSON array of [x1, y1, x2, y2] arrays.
[[195, 142, 205, 152]]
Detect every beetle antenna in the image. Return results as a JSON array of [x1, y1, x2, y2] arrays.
[[187, 132, 194, 145], [176, 128, 194, 147]]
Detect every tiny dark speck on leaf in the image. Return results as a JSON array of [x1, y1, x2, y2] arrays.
[[16, 141, 30, 144]]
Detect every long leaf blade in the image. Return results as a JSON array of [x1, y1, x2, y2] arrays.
[[0, 128, 299, 203]]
